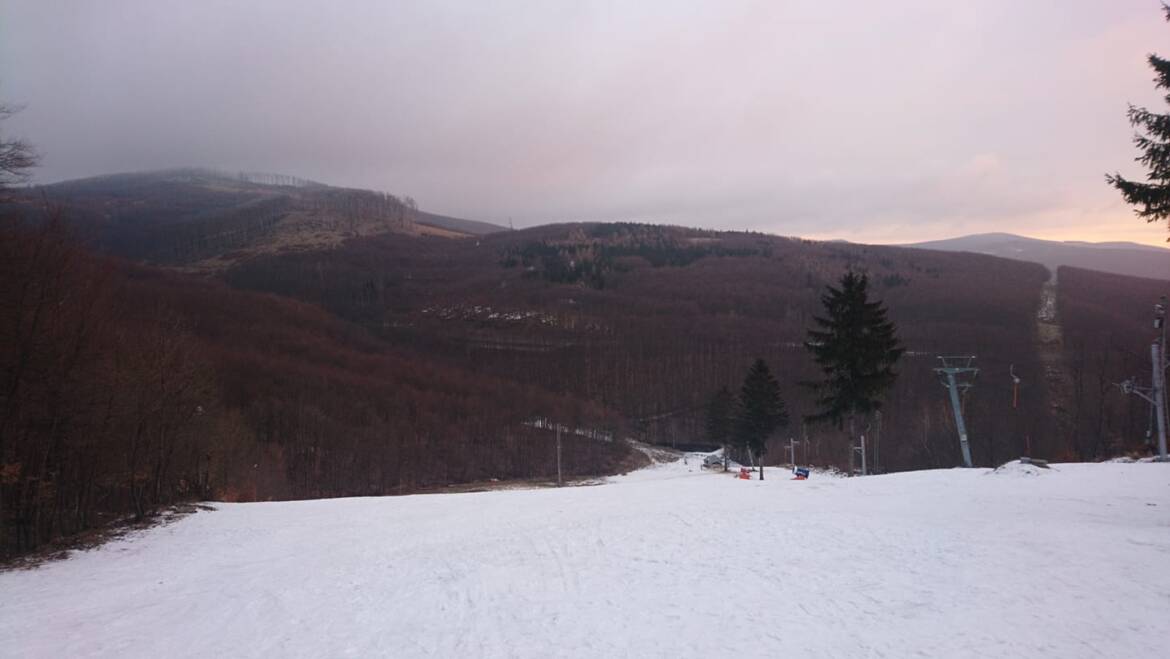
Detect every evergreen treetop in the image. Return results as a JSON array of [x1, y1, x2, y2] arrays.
[[1107, 3, 1170, 239], [803, 271, 904, 428], [736, 358, 789, 463]]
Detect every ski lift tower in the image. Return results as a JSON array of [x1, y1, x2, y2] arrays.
[[934, 355, 978, 468], [1118, 366, 1167, 461], [1158, 297, 1168, 459], [1118, 299, 1168, 461]]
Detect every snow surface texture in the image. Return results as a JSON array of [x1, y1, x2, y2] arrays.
[[3, 459, 1169, 658]]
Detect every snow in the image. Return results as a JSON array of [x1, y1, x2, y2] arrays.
[[3, 457, 1170, 658], [990, 459, 1051, 477]]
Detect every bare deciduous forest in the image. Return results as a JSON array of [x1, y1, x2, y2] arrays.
[[226, 221, 1058, 469], [1, 210, 635, 557], [1, 174, 1166, 558], [1058, 266, 1169, 460]]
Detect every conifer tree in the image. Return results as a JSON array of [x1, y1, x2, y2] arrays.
[[704, 385, 735, 471], [803, 272, 903, 447], [736, 358, 788, 480], [1107, 4, 1170, 240]]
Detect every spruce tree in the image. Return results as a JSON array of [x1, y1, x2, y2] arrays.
[[803, 272, 904, 442], [736, 358, 789, 480], [704, 385, 735, 471], [1107, 4, 1170, 240]]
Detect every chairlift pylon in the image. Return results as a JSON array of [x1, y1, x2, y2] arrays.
[[934, 355, 978, 468]]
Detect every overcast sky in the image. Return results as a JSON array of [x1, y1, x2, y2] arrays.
[[3, 1, 1170, 245]]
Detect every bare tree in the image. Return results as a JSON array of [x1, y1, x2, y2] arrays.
[[0, 104, 38, 197]]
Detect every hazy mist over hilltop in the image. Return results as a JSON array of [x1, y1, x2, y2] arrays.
[[2, 0, 1169, 246]]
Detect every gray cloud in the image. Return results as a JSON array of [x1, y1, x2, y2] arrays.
[[2, 0, 1168, 244]]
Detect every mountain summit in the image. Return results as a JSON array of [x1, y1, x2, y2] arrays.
[[905, 232, 1169, 280]]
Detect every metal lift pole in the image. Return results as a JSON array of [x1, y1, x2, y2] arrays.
[[1153, 342, 1168, 462], [945, 371, 974, 468], [935, 356, 978, 468], [1157, 299, 1168, 461], [1118, 300, 1169, 462]]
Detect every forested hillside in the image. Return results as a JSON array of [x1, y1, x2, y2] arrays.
[[226, 222, 1058, 471], [5, 175, 1167, 558], [1058, 267, 1170, 458], [17, 169, 494, 270], [0, 215, 632, 557]]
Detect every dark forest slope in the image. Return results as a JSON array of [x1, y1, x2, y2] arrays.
[[0, 216, 634, 556], [226, 222, 1057, 471], [1057, 267, 1170, 459]]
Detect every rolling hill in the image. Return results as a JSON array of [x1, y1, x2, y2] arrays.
[[19, 169, 500, 270], [223, 221, 1059, 471], [906, 232, 1170, 280]]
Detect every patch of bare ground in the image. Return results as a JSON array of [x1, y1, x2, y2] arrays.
[[415, 223, 470, 239], [1, 503, 214, 572], [625, 439, 683, 465], [401, 439, 656, 495], [410, 448, 654, 495], [175, 211, 474, 273], [410, 476, 601, 495]]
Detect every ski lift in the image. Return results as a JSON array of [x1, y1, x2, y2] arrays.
[[1115, 377, 1156, 443], [934, 356, 978, 468]]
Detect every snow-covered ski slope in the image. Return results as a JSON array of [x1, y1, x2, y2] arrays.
[[3, 458, 1169, 658]]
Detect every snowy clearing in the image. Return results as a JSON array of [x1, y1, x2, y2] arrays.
[[2, 458, 1169, 658]]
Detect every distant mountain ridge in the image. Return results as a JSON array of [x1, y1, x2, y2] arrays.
[[904, 232, 1169, 280], [19, 169, 504, 269]]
